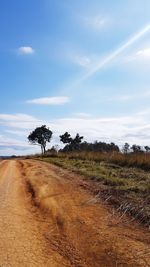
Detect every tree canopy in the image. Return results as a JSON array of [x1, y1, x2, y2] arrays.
[[28, 125, 52, 154], [60, 132, 72, 144], [60, 132, 84, 151], [131, 144, 142, 154]]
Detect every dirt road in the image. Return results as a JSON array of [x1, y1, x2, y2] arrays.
[[0, 160, 150, 267]]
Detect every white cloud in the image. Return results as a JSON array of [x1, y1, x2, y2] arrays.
[[109, 95, 133, 102], [0, 113, 37, 121], [0, 134, 38, 155], [27, 96, 70, 105], [0, 135, 39, 156], [48, 115, 150, 146], [18, 46, 35, 55], [0, 114, 43, 155], [137, 108, 150, 116], [127, 47, 150, 62], [123, 47, 150, 63], [109, 90, 150, 102], [65, 49, 93, 68], [74, 113, 91, 118], [0, 135, 27, 148], [5, 130, 27, 136], [72, 55, 91, 68], [0, 113, 42, 129], [83, 15, 109, 30], [136, 48, 150, 58]]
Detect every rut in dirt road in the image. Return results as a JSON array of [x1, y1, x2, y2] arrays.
[[0, 159, 150, 267]]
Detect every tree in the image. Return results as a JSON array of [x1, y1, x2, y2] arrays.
[[144, 146, 150, 153], [28, 125, 53, 154], [60, 132, 72, 144], [123, 143, 130, 154], [60, 132, 84, 151], [70, 133, 84, 151], [131, 144, 142, 153], [73, 133, 83, 145], [109, 142, 120, 152]]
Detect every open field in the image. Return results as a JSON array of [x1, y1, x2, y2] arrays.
[[0, 159, 150, 266], [42, 151, 150, 171], [41, 154, 150, 227]]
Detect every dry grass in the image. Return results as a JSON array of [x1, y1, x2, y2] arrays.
[[41, 153, 150, 227], [47, 151, 150, 171]]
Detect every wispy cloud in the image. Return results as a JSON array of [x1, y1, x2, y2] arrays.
[[5, 130, 27, 136], [82, 15, 110, 30], [47, 113, 150, 146], [0, 134, 39, 156], [109, 90, 150, 102], [61, 24, 150, 95], [79, 24, 150, 82], [0, 113, 37, 121], [27, 96, 70, 105], [74, 112, 91, 118], [0, 113, 41, 129], [18, 46, 35, 55], [136, 48, 150, 58], [137, 108, 150, 116], [0, 135, 28, 148], [71, 55, 91, 68], [64, 48, 93, 69], [127, 47, 150, 62]]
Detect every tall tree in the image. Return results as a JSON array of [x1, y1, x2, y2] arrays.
[[123, 143, 130, 154], [28, 125, 53, 154]]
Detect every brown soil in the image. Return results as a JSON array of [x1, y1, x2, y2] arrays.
[[0, 159, 150, 267]]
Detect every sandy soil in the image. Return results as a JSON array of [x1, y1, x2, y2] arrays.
[[0, 159, 150, 267]]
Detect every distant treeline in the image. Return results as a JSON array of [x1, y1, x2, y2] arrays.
[[27, 126, 150, 155], [60, 140, 119, 153], [58, 132, 119, 152], [52, 132, 150, 154]]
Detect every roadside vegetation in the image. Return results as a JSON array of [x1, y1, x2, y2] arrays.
[[28, 127, 150, 227], [47, 151, 150, 171], [41, 154, 150, 227]]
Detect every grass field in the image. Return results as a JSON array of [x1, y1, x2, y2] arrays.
[[41, 153, 150, 227], [44, 151, 150, 170]]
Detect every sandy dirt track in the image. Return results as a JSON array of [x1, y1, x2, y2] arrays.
[[0, 159, 150, 267]]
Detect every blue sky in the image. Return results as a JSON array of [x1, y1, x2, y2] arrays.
[[1, 0, 150, 155]]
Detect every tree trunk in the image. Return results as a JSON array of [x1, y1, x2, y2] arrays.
[[43, 145, 46, 154], [41, 145, 44, 155]]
